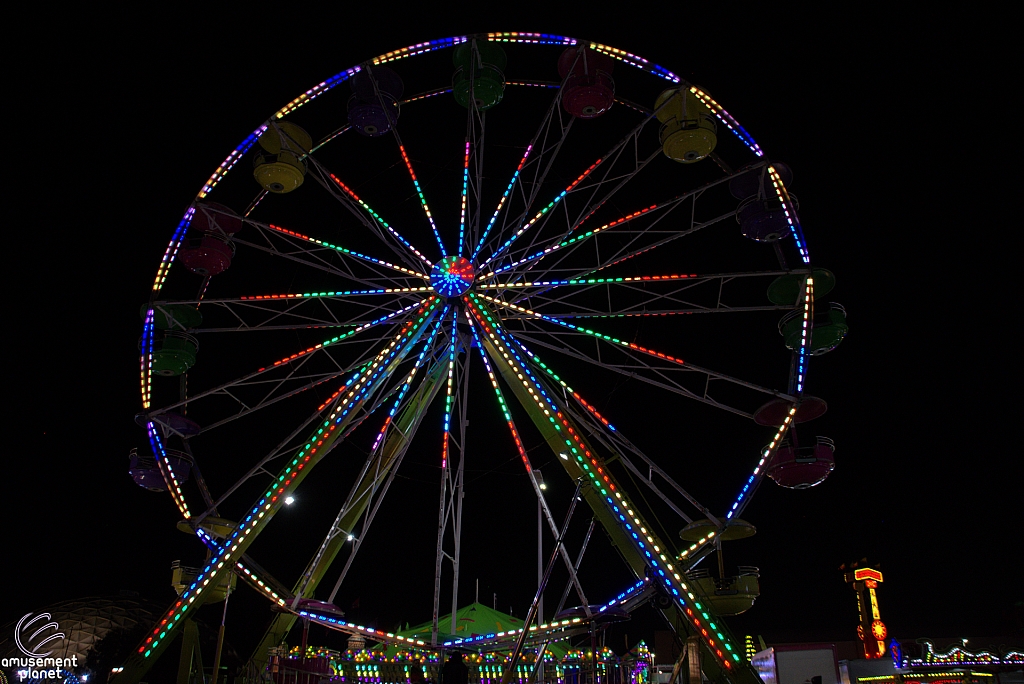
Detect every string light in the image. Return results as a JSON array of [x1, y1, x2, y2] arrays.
[[146, 422, 190, 518], [134, 299, 442, 661], [481, 159, 603, 269], [465, 295, 740, 669], [397, 145, 446, 258], [263, 222, 429, 278], [329, 175, 433, 267], [726, 276, 812, 517], [459, 141, 470, 256], [481, 204, 660, 278], [472, 145, 532, 260]]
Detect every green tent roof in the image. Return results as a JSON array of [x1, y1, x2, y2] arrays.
[[376, 603, 568, 658]]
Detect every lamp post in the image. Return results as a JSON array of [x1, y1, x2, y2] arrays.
[[532, 469, 546, 683]]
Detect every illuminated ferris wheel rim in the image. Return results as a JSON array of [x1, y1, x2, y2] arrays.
[[129, 31, 825, 684]]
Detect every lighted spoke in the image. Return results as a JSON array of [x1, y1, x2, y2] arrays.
[[480, 94, 668, 271], [512, 146, 662, 279], [512, 339, 711, 523], [371, 309, 447, 451], [487, 165, 759, 283], [478, 155, 602, 270], [357, 63, 449, 258], [477, 293, 791, 404], [320, 168, 434, 267], [256, 219, 430, 279], [145, 299, 431, 421], [295, 151, 433, 270], [465, 310, 592, 607], [156, 288, 429, 335], [485, 270, 798, 318], [471, 65, 580, 261]]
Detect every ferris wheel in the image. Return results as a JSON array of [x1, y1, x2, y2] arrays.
[[123, 33, 846, 684]]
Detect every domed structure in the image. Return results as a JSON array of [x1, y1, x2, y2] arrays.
[[0, 595, 161, 664]]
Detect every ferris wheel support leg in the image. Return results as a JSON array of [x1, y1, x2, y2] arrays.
[[243, 355, 448, 676], [501, 478, 585, 684], [116, 299, 444, 684], [468, 298, 760, 684], [655, 605, 748, 684], [473, 319, 645, 578], [176, 619, 202, 684]]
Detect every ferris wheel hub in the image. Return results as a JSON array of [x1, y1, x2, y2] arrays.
[[430, 256, 476, 297]]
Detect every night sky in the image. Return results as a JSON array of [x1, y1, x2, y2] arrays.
[[6, 5, 1018, 668]]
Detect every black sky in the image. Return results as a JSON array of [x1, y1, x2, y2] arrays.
[[5, 3, 1019, 663]]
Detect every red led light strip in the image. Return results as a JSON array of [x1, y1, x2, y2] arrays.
[[263, 222, 429, 279], [260, 299, 427, 371], [135, 298, 441, 662], [480, 273, 697, 289], [478, 294, 685, 365], [397, 144, 446, 257], [480, 159, 603, 269], [465, 296, 735, 669], [328, 174, 434, 266], [482, 204, 660, 278]]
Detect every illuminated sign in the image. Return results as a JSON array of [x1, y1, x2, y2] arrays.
[[854, 568, 883, 582], [844, 564, 887, 659]]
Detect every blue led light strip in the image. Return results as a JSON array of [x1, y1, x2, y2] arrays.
[[140, 310, 155, 409], [726, 406, 796, 520], [371, 309, 447, 452], [727, 277, 813, 518], [371, 36, 467, 66], [471, 144, 533, 261], [152, 207, 194, 293], [481, 203, 664, 279], [132, 298, 442, 662], [329, 174, 434, 267], [485, 32, 576, 47], [766, 165, 810, 264], [442, 316, 457, 468], [600, 579, 648, 612], [465, 295, 742, 668], [480, 159, 603, 270], [476, 294, 687, 366], [198, 129, 266, 199], [459, 141, 469, 257], [273, 69, 360, 120], [236, 287, 432, 301], [479, 273, 696, 290], [317, 365, 372, 411], [687, 87, 763, 159], [297, 610, 428, 647], [262, 222, 429, 279], [795, 278, 814, 393], [193, 529, 287, 607], [147, 422, 191, 519]]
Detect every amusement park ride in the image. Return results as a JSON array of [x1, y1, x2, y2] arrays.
[[124, 33, 848, 684]]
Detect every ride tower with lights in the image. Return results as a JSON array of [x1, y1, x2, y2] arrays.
[[124, 33, 846, 684], [843, 564, 887, 659]]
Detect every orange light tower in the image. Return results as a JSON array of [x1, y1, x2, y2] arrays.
[[842, 563, 887, 659]]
